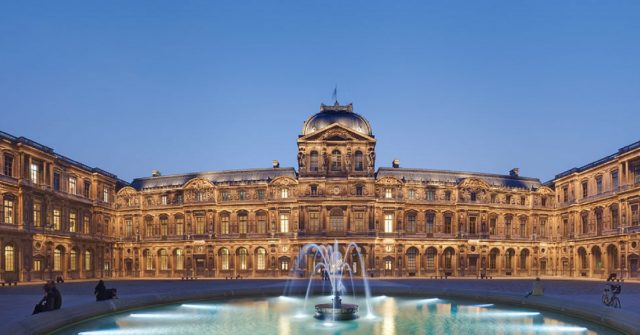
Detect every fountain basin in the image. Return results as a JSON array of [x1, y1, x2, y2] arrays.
[[314, 303, 359, 320]]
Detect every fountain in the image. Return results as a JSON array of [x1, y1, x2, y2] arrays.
[[297, 241, 372, 321]]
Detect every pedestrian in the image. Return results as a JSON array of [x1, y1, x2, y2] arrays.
[[32, 284, 54, 315], [49, 281, 62, 310], [525, 277, 544, 298]]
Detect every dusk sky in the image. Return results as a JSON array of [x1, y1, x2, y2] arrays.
[[1, 1, 639, 183]]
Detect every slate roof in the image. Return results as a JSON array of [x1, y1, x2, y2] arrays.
[[377, 167, 542, 190], [554, 139, 640, 180], [129, 168, 297, 190]]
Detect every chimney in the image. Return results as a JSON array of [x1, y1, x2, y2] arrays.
[[392, 159, 400, 168], [151, 170, 162, 177], [272, 160, 280, 169], [509, 168, 519, 177]]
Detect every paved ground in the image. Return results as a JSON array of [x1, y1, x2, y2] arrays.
[[1, 277, 638, 331]]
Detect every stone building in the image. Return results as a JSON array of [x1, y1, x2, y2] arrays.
[[1, 102, 639, 282]]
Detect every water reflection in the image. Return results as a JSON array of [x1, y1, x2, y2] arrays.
[[59, 296, 619, 335]]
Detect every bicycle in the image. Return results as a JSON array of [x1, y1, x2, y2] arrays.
[[602, 283, 622, 309]]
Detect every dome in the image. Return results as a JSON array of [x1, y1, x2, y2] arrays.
[[302, 103, 372, 136]]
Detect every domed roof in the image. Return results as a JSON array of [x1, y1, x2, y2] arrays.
[[302, 102, 372, 136]]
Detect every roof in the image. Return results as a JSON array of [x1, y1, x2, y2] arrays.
[[129, 168, 297, 190], [377, 167, 542, 190], [554, 139, 640, 180], [0, 130, 118, 180]]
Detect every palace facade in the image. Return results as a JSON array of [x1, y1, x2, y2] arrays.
[[1, 102, 640, 282]]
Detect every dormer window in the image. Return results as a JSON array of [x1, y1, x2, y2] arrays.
[[356, 185, 363, 196], [354, 151, 363, 171], [281, 188, 289, 199], [385, 188, 392, 199], [103, 187, 109, 203], [408, 189, 415, 200], [470, 192, 477, 201], [310, 185, 318, 196], [161, 195, 168, 205], [196, 192, 203, 202], [239, 190, 246, 200]]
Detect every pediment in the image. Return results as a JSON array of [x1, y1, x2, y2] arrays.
[[298, 123, 375, 142], [184, 177, 214, 189], [458, 177, 490, 190], [376, 176, 403, 185], [117, 186, 138, 196], [536, 186, 554, 195], [270, 176, 298, 186]]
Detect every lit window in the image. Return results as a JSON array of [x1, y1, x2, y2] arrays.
[[30, 163, 39, 184], [3, 199, 14, 224], [331, 150, 342, 171], [384, 213, 393, 233], [53, 209, 61, 230], [408, 189, 415, 200], [175, 249, 184, 270], [33, 202, 41, 227], [144, 250, 153, 270], [385, 188, 392, 199], [257, 248, 266, 270], [125, 219, 133, 237], [159, 250, 168, 271], [161, 195, 167, 205], [69, 212, 77, 232], [195, 216, 205, 235], [238, 248, 248, 270], [70, 249, 77, 271], [83, 215, 90, 234], [103, 187, 109, 203], [238, 213, 248, 234], [281, 188, 288, 199], [280, 259, 289, 271], [220, 214, 230, 234], [256, 212, 267, 234], [69, 177, 77, 195], [354, 212, 365, 232], [4, 245, 14, 271], [221, 248, 230, 270], [176, 215, 184, 235], [54, 248, 62, 271], [384, 259, 393, 270], [280, 213, 289, 233]]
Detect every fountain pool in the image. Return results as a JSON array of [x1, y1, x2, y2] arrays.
[[53, 295, 621, 335]]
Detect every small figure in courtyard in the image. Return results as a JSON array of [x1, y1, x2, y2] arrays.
[[94, 280, 118, 301], [55, 275, 64, 284], [606, 273, 617, 282], [32, 284, 54, 315], [525, 277, 544, 298], [48, 281, 62, 310]]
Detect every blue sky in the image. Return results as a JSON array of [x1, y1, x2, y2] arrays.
[[1, 1, 639, 182]]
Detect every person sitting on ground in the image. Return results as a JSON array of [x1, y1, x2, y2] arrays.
[[606, 273, 617, 282], [49, 281, 62, 310], [32, 284, 54, 315], [525, 277, 544, 298], [94, 280, 118, 301]]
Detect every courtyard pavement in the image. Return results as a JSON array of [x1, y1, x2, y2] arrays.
[[1, 277, 638, 333]]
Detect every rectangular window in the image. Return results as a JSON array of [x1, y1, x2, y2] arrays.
[[470, 192, 477, 201], [384, 259, 393, 270], [444, 191, 451, 201], [84, 181, 91, 198], [239, 190, 246, 200], [256, 213, 266, 234], [30, 162, 40, 184], [310, 185, 317, 196], [505, 217, 512, 237], [408, 189, 415, 200], [83, 215, 90, 234], [354, 212, 365, 232], [469, 216, 476, 234], [539, 218, 547, 237], [221, 191, 230, 201], [427, 189, 435, 201], [160, 216, 168, 236], [308, 212, 320, 232], [490, 194, 496, 203], [258, 190, 265, 200], [384, 213, 393, 233], [635, 166, 640, 184], [195, 192, 203, 202], [3, 154, 13, 177], [33, 259, 41, 272], [506, 195, 512, 204], [69, 212, 77, 232], [582, 181, 588, 198], [69, 177, 77, 195], [426, 213, 434, 234], [176, 193, 183, 204], [611, 171, 619, 191], [632, 205, 639, 226], [541, 197, 547, 207], [194, 216, 205, 234], [103, 187, 109, 203], [489, 217, 497, 235], [280, 213, 289, 233], [53, 172, 60, 191], [611, 207, 619, 229], [444, 215, 452, 234], [519, 217, 527, 238], [125, 219, 133, 237], [33, 202, 41, 227], [520, 196, 526, 205], [221, 215, 229, 234], [356, 186, 363, 196], [70, 251, 77, 271], [385, 188, 392, 199], [562, 186, 568, 202], [238, 215, 248, 234], [176, 216, 184, 235], [281, 188, 288, 199], [53, 209, 61, 230], [161, 195, 167, 205], [596, 176, 603, 194], [3, 199, 14, 224]]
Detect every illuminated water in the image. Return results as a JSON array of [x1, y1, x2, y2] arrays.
[[54, 295, 621, 335]]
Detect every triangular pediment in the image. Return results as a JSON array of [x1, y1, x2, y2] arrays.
[[298, 123, 375, 142]]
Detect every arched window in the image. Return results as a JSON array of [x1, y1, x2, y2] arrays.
[[159, 249, 168, 271], [84, 250, 93, 271], [578, 248, 587, 269], [221, 248, 230, 271], [444, 248, 454, 269], [144, 249, 153, 270], [238, 212, 248, 234], [354, 151, 363, 171], [489, 249, 499, 270], [331, 150, 342, 171], [238, 248, 248, 270], [54, 247, 63, 271], [406, 213, 417, 233], [256, 248, 267, 271], [175, 249, 184, 271], [220, 213, 230, 235], [425, 248, 436, 271], [4, 245, 14, 272], [256, 211, 267, 234], [519, 249, 529, 270], [310, 151, 319, 172], [329, 208, 344, 232], [70, 249, 77, 271], [406, 248, 418, 271], [505, 249, 515, 270]]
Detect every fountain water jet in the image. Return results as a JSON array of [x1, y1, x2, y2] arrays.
[[296, 241, 373, 321]]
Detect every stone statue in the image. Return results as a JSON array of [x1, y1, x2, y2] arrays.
[[297, 150, 305, 168]]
